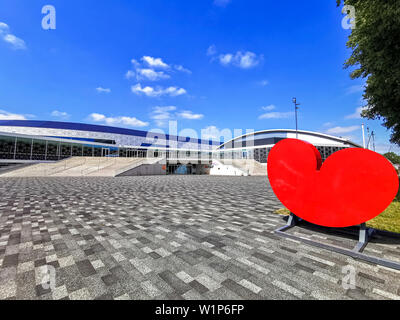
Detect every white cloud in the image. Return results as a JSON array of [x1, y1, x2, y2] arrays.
[[88, 113, 149, 128], [142, 56, 169, 69], [131, 84, 187, 97], [136, 68, 170, 81], [323, 122, 335, 127], [238, 51, 262, 69], [0, 22, 26, 50], [131, 84, 156, 96], [178, 110, 204, 120], [125, 70, 135, 79], [207, 45, 217, 56], [325, 125, 360, 135], [89, 113, 106, 122], [345, 106, 367, 119], [130, 58, 140, 68], [375, 143, 400, 155], [51, 110, 70, 119], [150, 106, 203, 126], [259, 80, 269, 86], [126, 56, 190, 82], [96, 87, 111, 93], [258, 105, 292, 120], [258, 111, 293, 120], [219, 53, 233, 66], [262, 105, 276, 111], [163, 87, 187, 96], [209, 46, 262, 69], [0, 109, 27, 120], [174, 65, 192, 74], [213, 0, 231, 7], [201, 126, 220, 140], [340, 136, 356, 142], [0, 22, 9, 33], [200, 126, 233, 142], [150, 106, 177, 127], [153, 106, 176, 114], [346, 85, 364, 95], [218, 51, 262, 69], [3, 34, 26, 50]]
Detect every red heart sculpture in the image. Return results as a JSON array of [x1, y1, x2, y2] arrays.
[[268, 139, 399, 227]]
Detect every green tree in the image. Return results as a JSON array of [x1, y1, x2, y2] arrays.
[[383, 152, 400, 165], [337, 0, 400, 145]]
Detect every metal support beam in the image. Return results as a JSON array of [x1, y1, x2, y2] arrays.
[[274, 214, 400, 271], [275, 212, 301, 232], [353, 223, 375, 253]]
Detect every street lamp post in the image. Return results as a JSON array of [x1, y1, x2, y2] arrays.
[[371, 131, 376, 152], [292, 98, 300, 139], [362, 123, 366, 148]]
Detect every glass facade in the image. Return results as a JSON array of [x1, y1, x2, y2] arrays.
[[0, 132, 348, 164], [316, 146, 344, 161], [0, 135, 15, 159], [0, 134, 147, 161], [253, 147, 271, 163], [215, 145, 346, 164], [0, 134, 209, 162]]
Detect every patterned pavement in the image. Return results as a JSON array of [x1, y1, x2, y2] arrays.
[[1, 176, 400, 300]]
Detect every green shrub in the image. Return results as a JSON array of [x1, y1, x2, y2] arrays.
[[396, 177, 400, 201], [384, 152, 400, 165]]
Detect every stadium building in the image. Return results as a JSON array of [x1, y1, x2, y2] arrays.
[[215, 129, 360, 162], [0, 120, 360, 176]]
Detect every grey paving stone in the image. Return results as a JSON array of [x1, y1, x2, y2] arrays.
[[0, 176, 399, 300], [221, 279, 261, 300], [76, 260, 96, 277], [158, 270, 192, 295]]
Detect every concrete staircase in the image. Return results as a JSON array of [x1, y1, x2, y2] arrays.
[[210, 160, 248, 176], [47, 158, 89, 176], [218, 159, 268, 176], [0, 158, 77, 177], [231, 159, 268, 176], [0, 157, 161, 177], [0, 163, 35, 175], [86, 158, 148, 177]]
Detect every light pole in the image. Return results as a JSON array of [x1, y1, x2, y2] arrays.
[[371, 131, 376, 152], [361, 123, 366, 148], [292, 98, 300, 139], [366, 130, 375, 151]]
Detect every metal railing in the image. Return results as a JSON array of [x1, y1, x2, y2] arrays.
[[81, 157, 116, 176], [113, 158, 145, 176], [45, 157, 86, 176]]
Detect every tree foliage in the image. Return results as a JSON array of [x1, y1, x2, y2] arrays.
[[383, 152, 400, 165], [382, 153, 400, 201], [337, 0, 400, 145]]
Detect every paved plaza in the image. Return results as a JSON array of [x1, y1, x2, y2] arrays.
[[1, 176, 400, 300]]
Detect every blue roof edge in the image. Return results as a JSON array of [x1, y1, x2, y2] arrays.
[[0, 120, 222, 146]]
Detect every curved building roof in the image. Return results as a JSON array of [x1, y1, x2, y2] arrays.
[[0, 120, 218, 146], [0, 121, 361, 150], [217, 129, 361, 150]]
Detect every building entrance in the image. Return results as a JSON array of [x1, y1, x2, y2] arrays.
[[127, 150, 137, 157], [166, 164, 207, 175], [101, 148, 110, 157]]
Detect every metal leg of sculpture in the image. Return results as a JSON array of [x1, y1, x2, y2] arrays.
[[353, 223, 376, 253], [274, 217, 400, 270], [275, 212, 300, 232]]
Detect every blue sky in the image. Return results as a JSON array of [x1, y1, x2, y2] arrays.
[[0, 0, 398, 153]]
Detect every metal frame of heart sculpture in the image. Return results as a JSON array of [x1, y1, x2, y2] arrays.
[[268, 138, 400, 270]]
